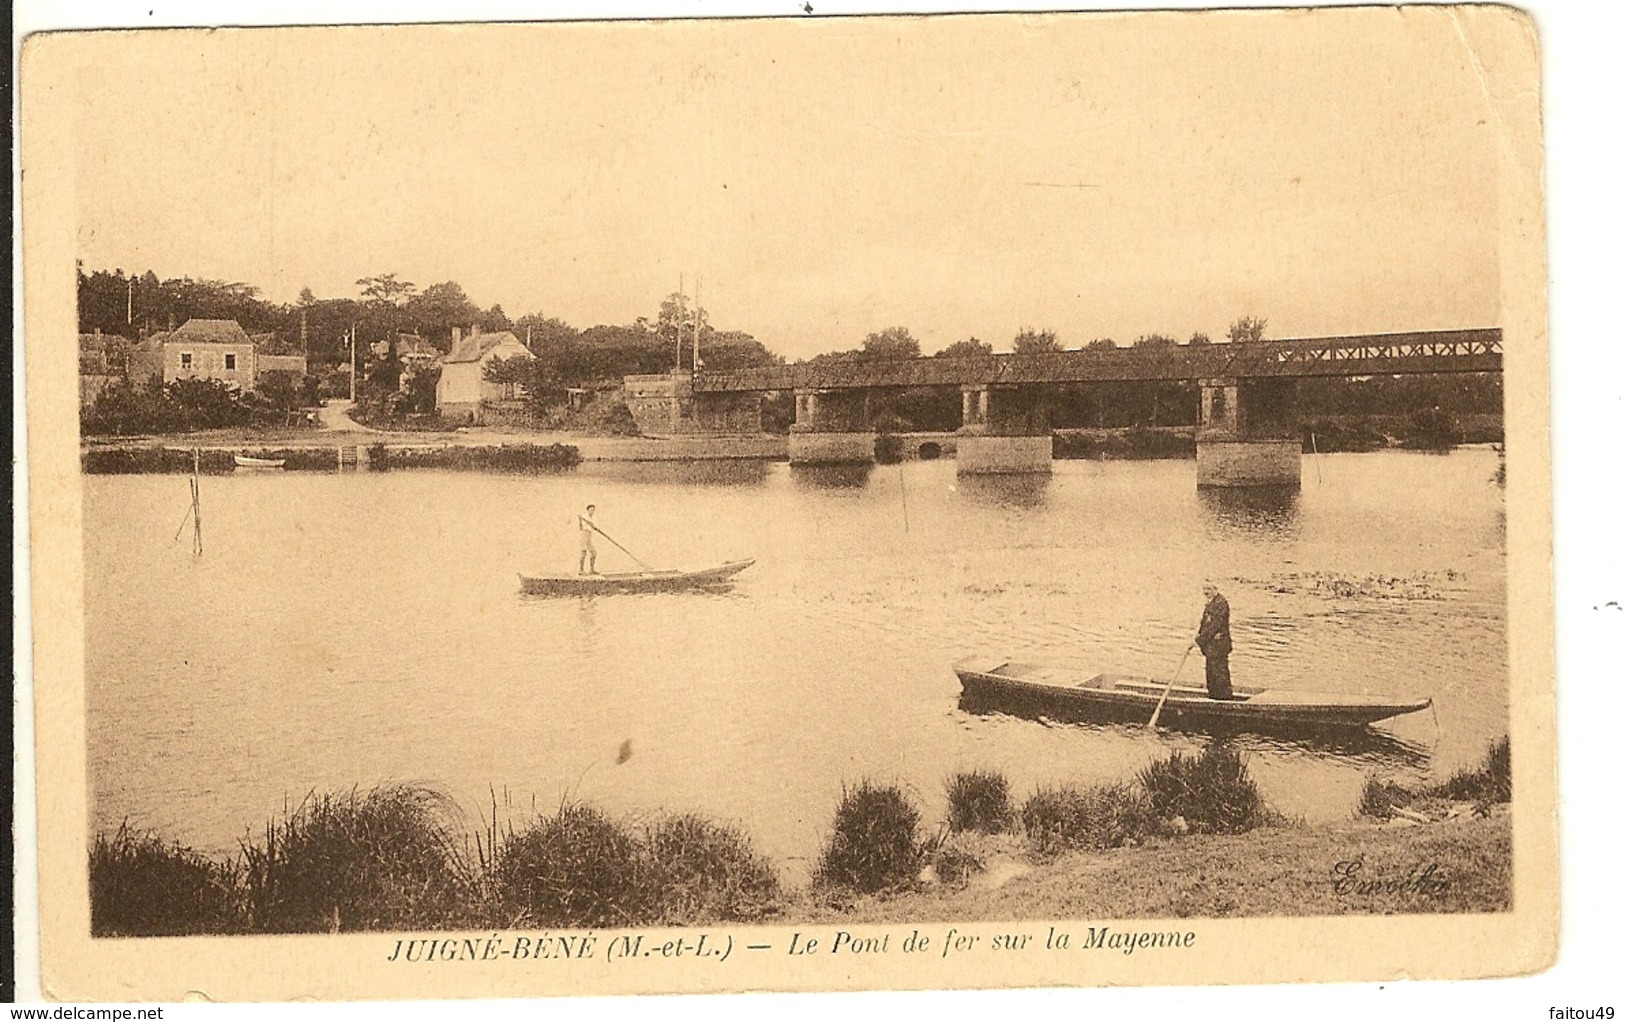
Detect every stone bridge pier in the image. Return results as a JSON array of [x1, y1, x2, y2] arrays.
[[1195, 377, 1301, 487], [788, 388, 877, 465], [957, 384, 1052, 474]]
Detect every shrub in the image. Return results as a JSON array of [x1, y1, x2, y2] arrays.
[[493, 804, 644, 927], [945, 769, 1014, 834], [930, 841, 985, 886], [90, 824, 243, 936], [1051, 428, 1196, 461], [873, 433, 905, 464], [1426, 736, 1511, 804], [1303, 418, 1387, 454], [1357, 777, 1414, 820], [813, 781, 924, 894], [1020, 782, 1154, 856], [1138, 742, 1267, 834], [241, 786, 472, 933], [366, 443, 582, 473], [1402, 407, 1464, 450], [640, 814, 781, 923], [82, 448, 235, 474]]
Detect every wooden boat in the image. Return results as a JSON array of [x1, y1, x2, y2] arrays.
[[954, 655, 1431, 732], [234, 454, 286, 469], [519, 558, 755, 596]]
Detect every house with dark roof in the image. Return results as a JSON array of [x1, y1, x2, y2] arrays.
[[157, 318, 308, 391], [162, 319, 257, 389], [435, 325, 533, 423]]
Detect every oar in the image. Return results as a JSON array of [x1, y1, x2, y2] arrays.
[[1147, 647, 1194, 730], [586, 520, 659, 572]]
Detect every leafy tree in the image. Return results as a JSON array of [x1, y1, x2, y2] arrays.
[[1188, 332, 1212, 346], [514, 314, 580, 352], [656, 293, 709, 369], [936, 337, 994, 358], [480, 304, 514, 333], [1133, 334, 1178, 349], [860, 326, 921, 361], [356, 273, 418, 307], [404, 366, 441, 415], [298, 287, 318, 307], [1086, 338, 1119, 350], [1228, 316, 1267, 344], [406, 282, 482, 350], [697, 329, 781, 371], [1012, 329, 1062, 354]]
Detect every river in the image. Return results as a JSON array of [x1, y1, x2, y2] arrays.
[[84, 448, 1507, 878]]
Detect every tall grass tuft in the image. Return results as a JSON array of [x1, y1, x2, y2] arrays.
[[1020, 782, 1155, 856], [1357, 777, 1414, 820], [945, 769, 1015, 834], [1138, 742, 1267, 834], [640, 814, 782, 923], [493, 804, 644, 927], [90, 824, 244, 936], [814, 781, 925, 894], [1427, 736, 1511, 804], [241, 785, 473, 932]]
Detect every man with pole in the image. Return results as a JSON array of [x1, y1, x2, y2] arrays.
[[578, 504, 599, 575], [1190, 582, 1235, 700]]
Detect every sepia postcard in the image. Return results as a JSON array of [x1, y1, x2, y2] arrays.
[[20, 4, 1555, 1003]]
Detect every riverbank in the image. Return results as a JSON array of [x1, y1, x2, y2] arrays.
[[80, 430, 788, 471], [88, 798, 1510, 936], [800, 813, 1508, 923], [89, 738, 1511, 936], [80, 413, 1500, 472]]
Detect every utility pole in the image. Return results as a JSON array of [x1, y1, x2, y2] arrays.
[[693, 276, 701, 374], [349, 323, 358, 400], [126, 278, 133, 324], [676, 275, 684, 373]]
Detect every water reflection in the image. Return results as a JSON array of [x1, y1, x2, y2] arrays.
[[954, 474, 1051, 510], [957, 691, 1430, 769], [582, 460, 772, 488], [790, 464, 873, 488], [1198, 484, 1300, 535]]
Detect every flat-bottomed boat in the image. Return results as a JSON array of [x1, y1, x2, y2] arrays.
[[954, 655, 1430, 732]]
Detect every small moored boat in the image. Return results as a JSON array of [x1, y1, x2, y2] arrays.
[[954, 655, 1431, 732], [234, 454, 286, 469], [519, 558, 755, 596]]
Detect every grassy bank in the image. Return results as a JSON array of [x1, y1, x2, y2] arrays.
[[82, 447, 239, 474], [1052, 427, 1196, 461], [366, 443, 582, 472], [90, 740, 1511, 936], [81, 442, 583, 474]]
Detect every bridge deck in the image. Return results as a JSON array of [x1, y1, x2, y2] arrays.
[[696, 328, 1502, 392]]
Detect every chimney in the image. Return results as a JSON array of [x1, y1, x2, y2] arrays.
[[452, 326, 463, 350]]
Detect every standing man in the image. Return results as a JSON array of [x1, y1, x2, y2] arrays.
[[1190, 582, 1234, 700], [578, 504, 598, 575]]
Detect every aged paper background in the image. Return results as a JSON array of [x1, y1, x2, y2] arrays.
[[14, 0, 1585, 1012]]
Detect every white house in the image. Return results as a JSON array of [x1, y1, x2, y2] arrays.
[[435, 325, 533, 423]]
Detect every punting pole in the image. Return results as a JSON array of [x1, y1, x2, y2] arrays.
[[189, 448, 204, 556], [1147, 647, 1192, 729]]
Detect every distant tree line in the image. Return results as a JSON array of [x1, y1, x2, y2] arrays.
[[79, 269, 1501, 439], [79, 266, 784, 392]]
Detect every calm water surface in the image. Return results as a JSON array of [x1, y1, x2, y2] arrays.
[[85, 450, 1506, 878]]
